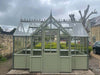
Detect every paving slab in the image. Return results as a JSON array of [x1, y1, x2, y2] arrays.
[[7, 69, 94, 75]]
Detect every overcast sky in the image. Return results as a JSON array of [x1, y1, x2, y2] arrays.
[[0, 0, 100, 26]]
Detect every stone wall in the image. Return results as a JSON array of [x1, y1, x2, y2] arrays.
[[0, 34, 13, 56], [90, 25, 100, 43]]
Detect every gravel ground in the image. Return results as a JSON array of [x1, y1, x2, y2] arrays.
[[89, 55, 100, 75], [0, 58, 12, 75]]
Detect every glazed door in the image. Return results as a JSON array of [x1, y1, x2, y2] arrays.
[[43, 29, 59, 73]]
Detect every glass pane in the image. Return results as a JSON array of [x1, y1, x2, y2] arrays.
[[60, 35, 69, 56], [34, 36, 42, 49], [45, 30, 57, 50], [32, 31, 42, 56], [14, 36, 24, 54], [71, 37, 88, 55]]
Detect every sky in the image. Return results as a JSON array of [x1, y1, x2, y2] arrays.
[[0, 0, 100, 26]]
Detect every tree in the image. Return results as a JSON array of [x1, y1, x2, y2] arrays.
[[10, 28, 16, 34], [79, 5, 97, 33], [69, 14, 75, 22], [0, 27, 3, 33]]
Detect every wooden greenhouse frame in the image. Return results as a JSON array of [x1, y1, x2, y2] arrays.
[[13, 13, 89, 73]]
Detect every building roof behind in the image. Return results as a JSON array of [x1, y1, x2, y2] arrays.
[[89, 16, 100, 26]]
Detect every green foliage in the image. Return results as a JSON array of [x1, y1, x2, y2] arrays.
[[71, 43, 75, 47], [0, 44, 4, 48], [88, 46, 92, 53], [60, 43, 67, 49], [33, 42, 93, 53], [34, 43, 42, 49], [34, 42, 57, 49], [0, 27, 3, 33], [45, 42, 57, 49], [0, 55, 7, 62], [10, 28, 16, 34], [51, 42, 57, 49]]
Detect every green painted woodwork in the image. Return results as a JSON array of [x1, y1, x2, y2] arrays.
[[14, 53, 88, 72], [14, 54, 30, 69], [13, 28, 88, 73], [30, 56, 42, 72], [72, 55, 88, 69], [60, 56, 72, 72], [26, 55, 30, 68], [43, 53, 58, 73]]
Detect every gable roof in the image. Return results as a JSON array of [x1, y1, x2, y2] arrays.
[[31, 13, 70, 36], [13, 23, 29, 36], [67, 23, 88, 37], [14, 14, 88, 37]]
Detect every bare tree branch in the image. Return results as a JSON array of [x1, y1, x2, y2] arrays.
[[78, 5, 97, 33], [83, 5, 90, 18], [86, 10, 97, 20], [79, 10, 83, 19]]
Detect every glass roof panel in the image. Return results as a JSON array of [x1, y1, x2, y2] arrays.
[[14, 15, 88, 37]]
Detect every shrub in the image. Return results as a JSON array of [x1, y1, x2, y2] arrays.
[[51, 42, 57, 49], [0, 44, 4, 48], [71, 47, 75, 49], [88, 46, 92, 53], [71, 43, 75, 47], [0, 55, 7, 62], [34, 43, 41, 49], [60, 43, 67, 49], [33, 42, 93, 53]]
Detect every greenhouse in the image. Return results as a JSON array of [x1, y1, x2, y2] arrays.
[[13, 13, 89, 73]]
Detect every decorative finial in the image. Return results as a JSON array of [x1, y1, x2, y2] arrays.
[[20, 16, 22, 22], [50, 9, 52, 17]]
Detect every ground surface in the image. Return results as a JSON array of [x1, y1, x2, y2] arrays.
[[0, 58, 12, 75], [89, 51, 100, 75]]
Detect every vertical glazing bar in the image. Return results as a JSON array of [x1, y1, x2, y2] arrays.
[[75, 37, 77, 55], [22, 37, 24, 49], [58, 28, 60, 72], [83, 37, 85, 54], [81, 37, 83, 54], [42, 29, 45, 55], [17, 37, 18, 52], [12, 36, 15, 69], [31, 36, 33, 56], [57, 29, 60, 56], [87, 37, 89, 69], [82, 37, 84, 54], [50, 30, 51, 52], [25, 36, 27, 54], [87, 38, 88, 54], [80, 37, 81, 53], [77, 37, 78, 53], [77, 37, 78, 52], [68, 36, 71, 56], [79, 37, 81, 54], [23, 36, 25, 49], [41, 29, 45, 72]]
